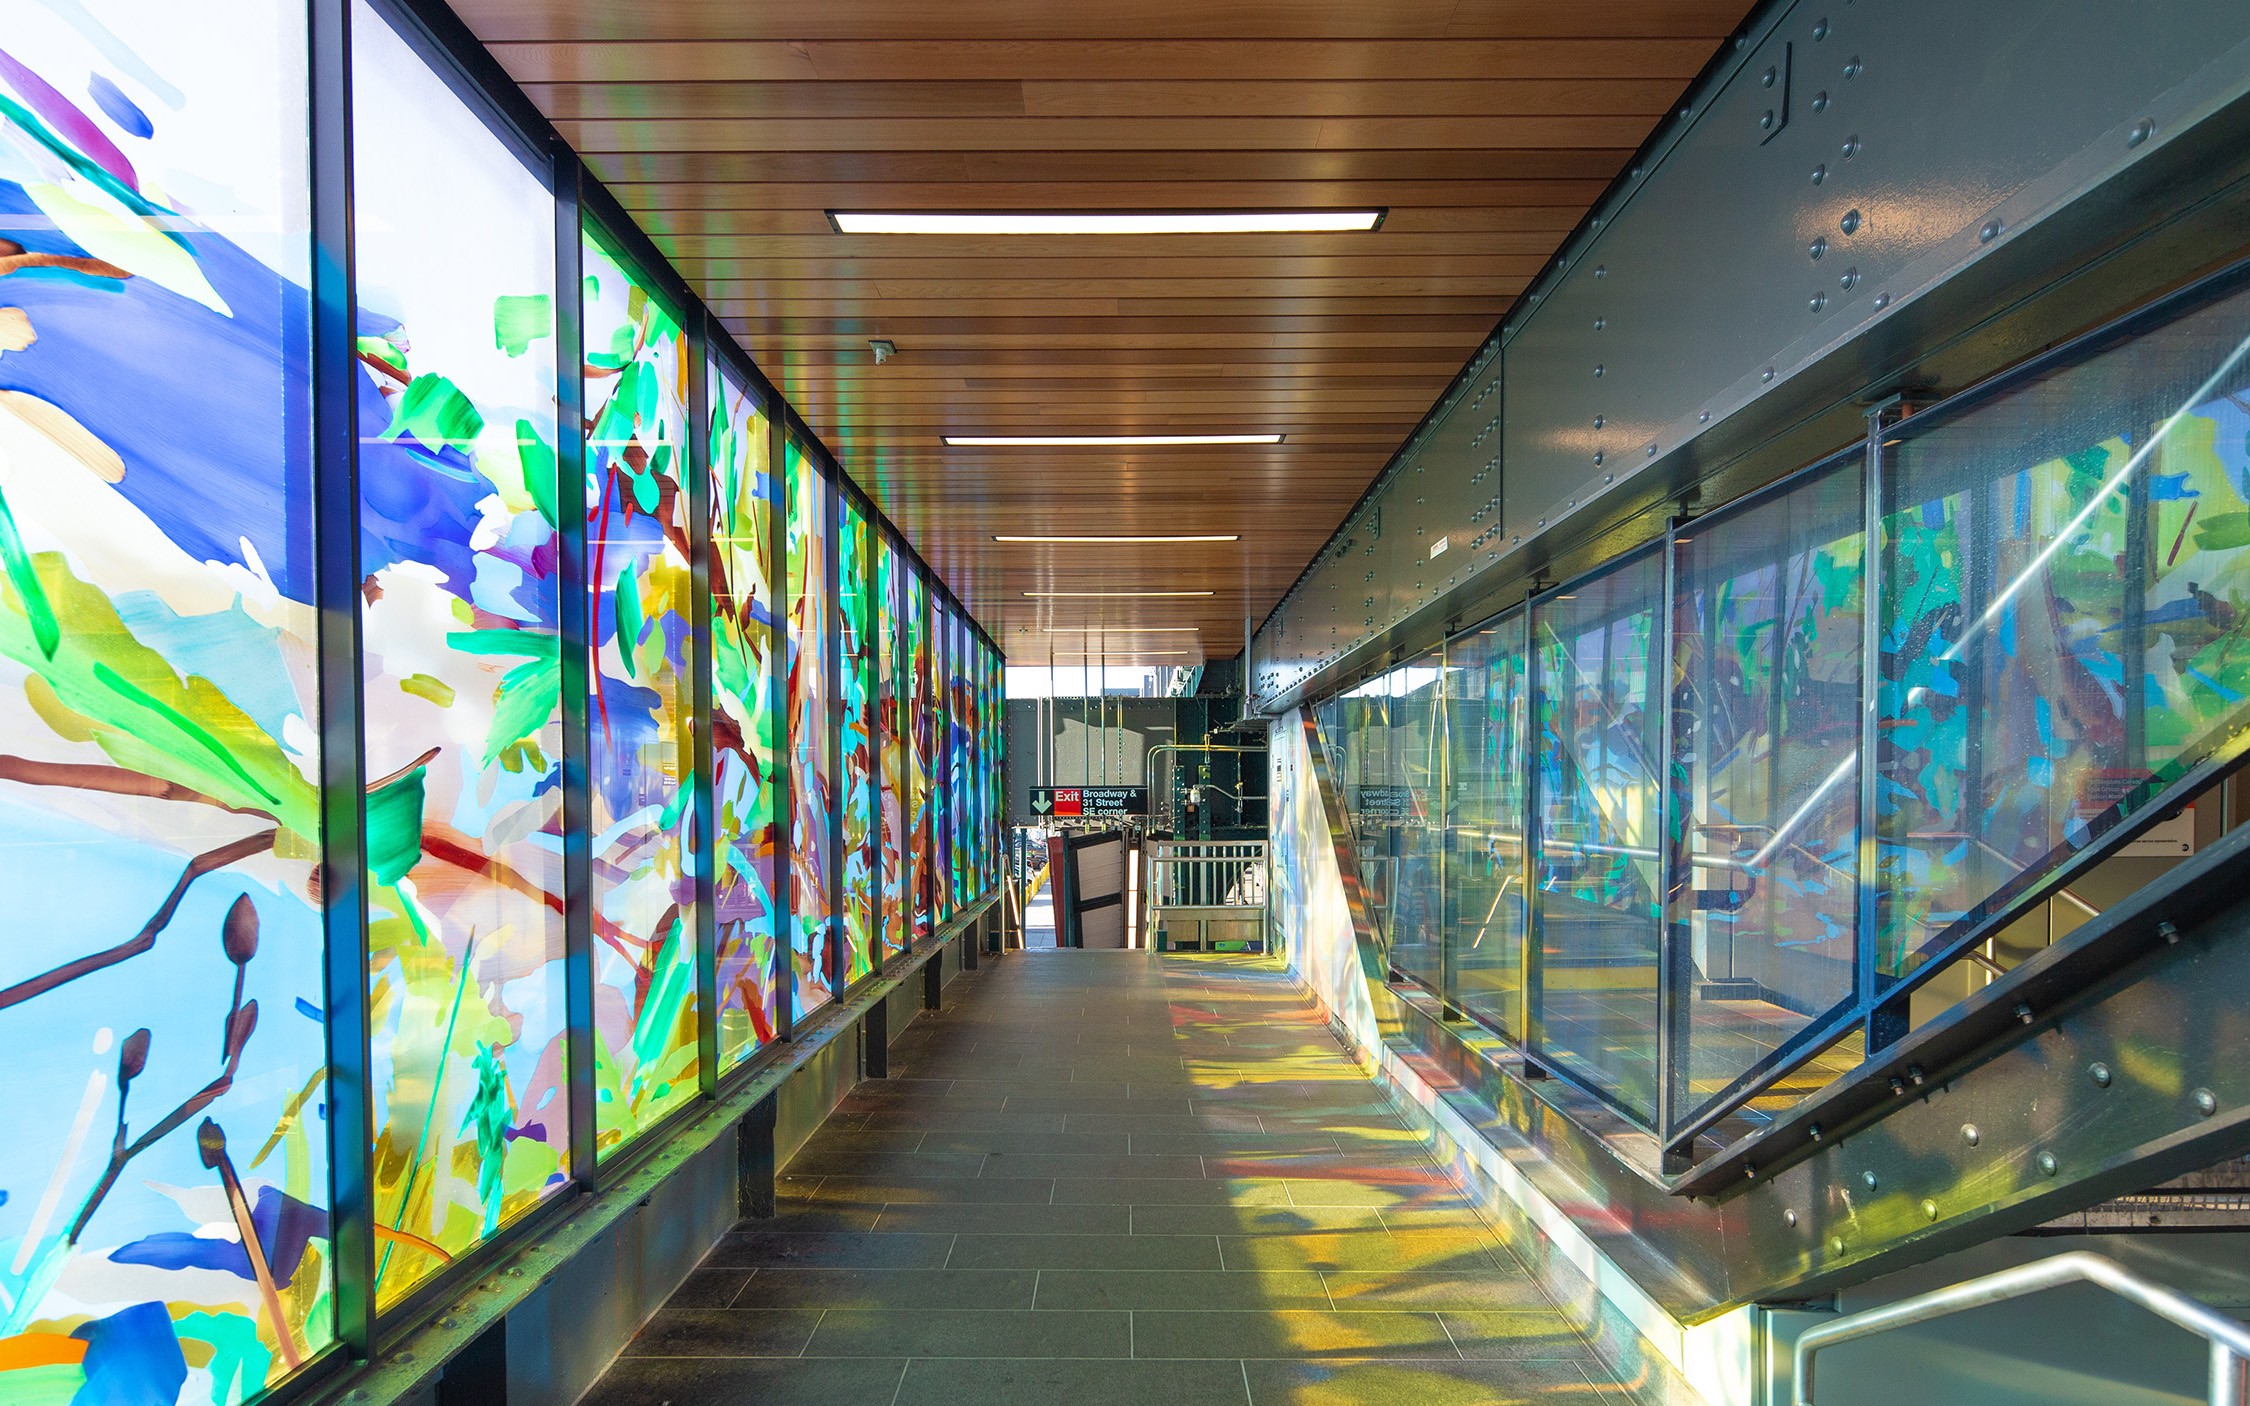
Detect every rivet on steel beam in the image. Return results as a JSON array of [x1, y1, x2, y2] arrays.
[[1808, 1123, 1823, 1142], [1844, 56, 1862, 79], [1762, 65, 1778, 87], [1810, 236, 1828, 260], [1840, 268, 1860, 290], [1812, 91, 1830, 114], [1874, 292, 1891, 310], [1699, 410, 1712, 423], [1593, 451, 1606, 466], [2037, 1151, 2059, 1177], [1762, 367, 1777, 383], [1810, 292, 1828, 313], [1922, 1199, 1939, 1221], [2194, 1088, 2219, 1117], [1830, 1236, 1845, 1254], [1889, 1076, 1906, 1096], [1594, 317, 1607, 331], [1811, 163, 1828, 185], [1812, 17, 1831, 41], [2014, 1002, 2033, 1025], [1761, 110, 1776, 131], [1604, 474, 1615, 484], [1594, 265, 1608, 279], [2158, 921, 2180, 944], [1862, 1170, 1878, 1190], [1594, 414, 1606, 429], [1907, 1065, 1925, 1086], [1961, 1123, 1980, 1147], [2128, 119, 2155, 148], [1841, 208, 1862, 235], [2090, 1061, 2112, 1087], [1785, 1209, 1799, 1227], [1594, 364, 1606, 378], [1646, 443, 1658, 457], [1979, 219, 2004, 243]]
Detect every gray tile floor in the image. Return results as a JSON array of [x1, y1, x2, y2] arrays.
[[581, 951, 1631, 1406]]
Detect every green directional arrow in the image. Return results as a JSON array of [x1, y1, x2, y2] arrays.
[[1032, 791, 1052, 815]]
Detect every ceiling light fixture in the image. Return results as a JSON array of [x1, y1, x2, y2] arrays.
[[945, 434, 1283, 448], [1023, 590, 1215, 598], [829, 210, 1385, 236], [1043, 626, 1202, 633], [996, 533, 1239, 544]]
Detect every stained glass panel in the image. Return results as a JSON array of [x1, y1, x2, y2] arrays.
[[838, 496, 877, 986], [581, 229, 698, 1156], [356, 2, 572, 1306], [908, 573, 935, 938], [0, 5, 335, 1390], [785, 442, 834, 1013], [708, 364, 778, 1066], [877, 535, 910, 960]]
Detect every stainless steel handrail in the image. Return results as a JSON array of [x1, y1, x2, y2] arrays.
[[1794, 1252, 2250, 1406]]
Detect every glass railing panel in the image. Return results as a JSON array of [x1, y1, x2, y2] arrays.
[[1531, 550, 1665, 1124], [1876, 280, 2250, 983], [1445, 610, 1531, 1038], [1667, 455, 1866, 1132], [1387, 656, 1449, 994]]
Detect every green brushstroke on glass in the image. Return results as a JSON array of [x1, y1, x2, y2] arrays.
[[0, 480, 59, 659], [381, 372, 485, 448], [493, 293, 553, 357], [365, 764, 428, 887]]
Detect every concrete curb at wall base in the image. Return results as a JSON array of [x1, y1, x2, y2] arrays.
[[313, 893, 999, 1406]]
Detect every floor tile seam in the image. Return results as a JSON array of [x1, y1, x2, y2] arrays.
[[885, 1356, 911, 1406]]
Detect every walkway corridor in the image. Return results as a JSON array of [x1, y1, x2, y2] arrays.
[[582, 952, 1631, 1406]]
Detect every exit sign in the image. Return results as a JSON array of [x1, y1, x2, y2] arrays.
[[1030, 786, 1149, 819]]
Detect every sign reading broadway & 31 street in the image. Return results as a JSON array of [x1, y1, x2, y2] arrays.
[[1030, 786, 1151, 819]]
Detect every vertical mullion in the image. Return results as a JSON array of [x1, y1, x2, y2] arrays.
[[311, 0, 374, 1360], [1856, 407, 1891, 1048], [770, 418, 794, 1038], [1523, 595, 1546, 1074], [1655, 519, 1683, 1155], [554, 151, 597, 1187], [689, 321, 717, 1093]]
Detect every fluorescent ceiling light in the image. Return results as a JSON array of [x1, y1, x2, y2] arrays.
[[946, 433, 1283, 448], [996, 533, 1239, 544], [1043, 626, 1201, 633], [1024, 590, 1214, 598], [830, 210, 1384, 236]]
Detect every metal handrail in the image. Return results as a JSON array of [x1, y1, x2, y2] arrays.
[[1794, 1252, 2250, 1406]]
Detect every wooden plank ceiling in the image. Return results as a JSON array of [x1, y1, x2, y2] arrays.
[[458, 0, 1752, 667]]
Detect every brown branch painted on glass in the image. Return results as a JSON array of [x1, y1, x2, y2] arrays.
[[0, 754, 268, 816], [67, 998, 257, 1243], [0, 827, 277, 1012], [198, 1117, 303, 1370]]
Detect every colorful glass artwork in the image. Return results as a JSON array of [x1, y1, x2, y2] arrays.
[[877, 535, 910, 961], [908, 572, 935, 938], [785, 442, 834, 1013], [581, 229, 699, 1156], [838, 495, 877, 986], [356, 0, 573, 1307], [708, 363, 778, 1067], [0, 4, 336, 1395]]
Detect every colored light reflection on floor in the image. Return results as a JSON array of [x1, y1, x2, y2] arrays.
[[581, 950, 1627, 1405]]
